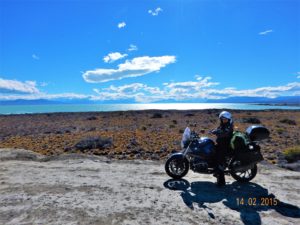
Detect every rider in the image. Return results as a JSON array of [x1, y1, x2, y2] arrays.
[[211, 111, 234, 186]]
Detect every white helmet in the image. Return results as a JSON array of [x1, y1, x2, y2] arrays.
[[219, 111, 232, 120]]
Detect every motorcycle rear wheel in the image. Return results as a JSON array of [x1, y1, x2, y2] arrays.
[[230, 164, 257, 182], [165, 155, 189, 179]]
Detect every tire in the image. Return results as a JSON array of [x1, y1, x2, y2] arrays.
[[230, 164, 257, 182], [165, 155, 189, 179]]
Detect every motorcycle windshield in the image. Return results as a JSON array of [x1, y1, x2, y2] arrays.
[[181, 127, 191, 148]]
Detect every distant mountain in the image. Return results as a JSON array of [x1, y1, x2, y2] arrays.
[[206, 96, 300, 104], [269, 96, 300, 104], [0, 96, 299, 105], [0, 99, 61, 105]]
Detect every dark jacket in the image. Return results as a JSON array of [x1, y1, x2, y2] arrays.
[[216, 121, 234, 140]]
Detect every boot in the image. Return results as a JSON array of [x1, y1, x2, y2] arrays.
[[217, 172, 225, 186], [213, 164, 224, 178]]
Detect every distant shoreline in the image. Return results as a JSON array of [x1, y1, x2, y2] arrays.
[[1, 108, 300, 116], [253, 103, 300, 107], [1, 103, 300, 115]]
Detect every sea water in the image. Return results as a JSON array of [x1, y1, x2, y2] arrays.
[[0, 103, 300, 114]]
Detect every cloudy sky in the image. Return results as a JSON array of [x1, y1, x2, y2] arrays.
[[0, 0, 299, 102]]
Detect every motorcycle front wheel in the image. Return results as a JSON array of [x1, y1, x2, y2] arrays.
[[165, 154, 189, 179], [230, 164, 257, 182]]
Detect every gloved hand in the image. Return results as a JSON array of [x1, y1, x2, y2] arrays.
[[210, 129, 221, 135]]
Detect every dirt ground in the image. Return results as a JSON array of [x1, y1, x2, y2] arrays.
[[0, 148, 299, 225]]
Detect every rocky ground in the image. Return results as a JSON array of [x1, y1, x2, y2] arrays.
[[0, 149, 299, 225], [0, 109, 299, 169]]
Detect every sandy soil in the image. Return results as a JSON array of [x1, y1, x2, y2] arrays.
[[0, 148, 299, 225]]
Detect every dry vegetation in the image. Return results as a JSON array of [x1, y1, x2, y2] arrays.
[[0, 109, 299, 165]]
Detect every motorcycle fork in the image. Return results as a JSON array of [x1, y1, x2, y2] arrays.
[[182, 145, 192, 159]]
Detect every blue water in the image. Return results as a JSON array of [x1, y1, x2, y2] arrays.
[[0, 103, 299, 114]]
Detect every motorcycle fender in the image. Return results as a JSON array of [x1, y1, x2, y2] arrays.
[[167, 152, 186, 160]]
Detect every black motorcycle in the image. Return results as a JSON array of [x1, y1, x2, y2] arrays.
[[165, 125, 269, 182]]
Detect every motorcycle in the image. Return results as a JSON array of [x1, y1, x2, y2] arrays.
[[165, 125, 269, 182]]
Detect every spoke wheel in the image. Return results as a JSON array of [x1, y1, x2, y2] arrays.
[[165, 155, 189, 179], [230, 164, 257, 182]]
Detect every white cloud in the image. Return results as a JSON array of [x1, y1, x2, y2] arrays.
[[83, 55, 176, 83], [0, 92, 90, 101], [118, 22, 126, 28], [0, 77, 90, 101], [207, 82, 300, 98], [92, 88, 143, 101], [91, 76, 300, 103], [148, 7, 162, 16], [104, 83, 146, 93], [128, 44, 138, 52], [91, 76, 220, 102], [2, 74, 299, 102], [164, 77, 219, 90], [0, 78, 40, 94], [2, 79, 299, 102], [259, 29, 273, 35], [297, 72, 300, 79], [42, 93, 89, 100], [32, 54, 40, 60], [103, 52, 128, 63]]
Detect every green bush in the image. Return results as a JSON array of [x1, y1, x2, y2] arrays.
[[169, 124, 176, 129], [276, 128, 285, 134], [283, 146, 300, 163], [279, 119, 297, 125]]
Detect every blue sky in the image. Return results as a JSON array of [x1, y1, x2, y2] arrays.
[[0, 0, 299, 102]]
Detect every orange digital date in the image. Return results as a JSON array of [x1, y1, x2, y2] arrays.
[[236, 197, 278, 206]]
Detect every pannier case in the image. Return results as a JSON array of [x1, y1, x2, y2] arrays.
[[246, 125, 270, 141]]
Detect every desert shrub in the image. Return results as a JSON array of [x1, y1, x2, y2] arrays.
[[169, 124, 176, 128], [283, 146, 300, 163], [184, 113, 195, 117], [276, 128, 285, 135], [172, 119, 177, 124], [207, 109, 218, 114], [151, 112, 163, 118], [86, 116, 97, 121], [279, 119, 297, 125], [209, 119, 217, 123], [242, 117, 261, 124], [75, 136, 112, 150]]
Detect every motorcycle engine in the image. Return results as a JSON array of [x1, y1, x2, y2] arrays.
[[190, 157, 208, 172]]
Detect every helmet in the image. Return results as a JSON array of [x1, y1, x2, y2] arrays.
[[219, 111, 232, 120]]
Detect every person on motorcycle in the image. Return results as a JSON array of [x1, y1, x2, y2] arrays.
[[211, 111, 234, 186]]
